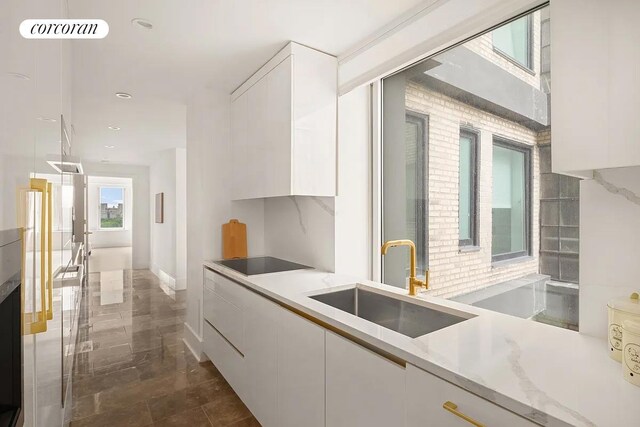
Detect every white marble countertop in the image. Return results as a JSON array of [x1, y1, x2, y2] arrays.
[[203, 260, 640, 427]]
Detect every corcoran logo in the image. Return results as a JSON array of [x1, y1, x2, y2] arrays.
[[20, 19, 109, 39]]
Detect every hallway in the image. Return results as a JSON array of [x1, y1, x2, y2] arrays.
[[70, 249, 258, 426]]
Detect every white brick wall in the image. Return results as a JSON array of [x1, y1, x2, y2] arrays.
[[406, 81, 547, 298]]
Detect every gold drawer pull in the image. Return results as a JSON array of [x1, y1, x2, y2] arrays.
[[443, 401, 486, 427]]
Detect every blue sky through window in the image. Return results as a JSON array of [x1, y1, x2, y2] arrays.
[[101, 187, 124, 208]]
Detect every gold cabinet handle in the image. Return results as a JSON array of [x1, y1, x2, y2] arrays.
[[443, 401, 486, 427]]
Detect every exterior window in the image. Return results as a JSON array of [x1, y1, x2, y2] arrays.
[[459, 130, 478, 247], [492, 15, 532, 69], [405, 114, 427, 274], [492, 140, 530, 261], [99, 187, 125, 229], [381, 106, 428, 288]]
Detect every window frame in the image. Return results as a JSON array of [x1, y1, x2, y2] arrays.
[[491, 137, 532, 263], [404, 111, 429, 274], [491, 14, 534, 72], [98, 185, 126, 231], [458, 128, 479, 248]]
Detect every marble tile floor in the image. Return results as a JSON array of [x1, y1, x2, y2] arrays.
[[70, 267, 259, 426]]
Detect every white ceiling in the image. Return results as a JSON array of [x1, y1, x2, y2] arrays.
[[68, 0, 426, 165]]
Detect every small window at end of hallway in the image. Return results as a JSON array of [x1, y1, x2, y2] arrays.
[[99, 186, 125, 229], [492, 15, 532, 69], [459, 129, 478, 247]]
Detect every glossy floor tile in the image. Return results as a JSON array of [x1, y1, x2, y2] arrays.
[[70, 249, 259, 426]]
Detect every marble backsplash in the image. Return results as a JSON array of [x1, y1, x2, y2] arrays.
[[580, 166, 640, 338], [264, 196, 336, 272]]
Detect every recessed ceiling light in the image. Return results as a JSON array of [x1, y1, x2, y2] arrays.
[[37, 117, 57, 123], [7, 72, 31, 80], [104, 145, 116, 149], [108, 126, 121, 131], [131, 18, 153, 30], [115, 92, 132, 99]]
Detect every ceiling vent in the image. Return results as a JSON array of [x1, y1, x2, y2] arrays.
[[46, 155, 84, 174]]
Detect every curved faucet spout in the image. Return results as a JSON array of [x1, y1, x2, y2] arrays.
[[380, 239, 428, 296]]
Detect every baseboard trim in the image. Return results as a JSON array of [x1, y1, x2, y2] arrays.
[[183, 321, 207, 362], [151, 264, 179, 290], [174, 277, 187, 291]]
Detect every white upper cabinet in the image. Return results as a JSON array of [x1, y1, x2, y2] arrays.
[[551, 0, 640, 176], [231, 42, 337, 199]]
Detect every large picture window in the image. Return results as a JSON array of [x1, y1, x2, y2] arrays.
[[99, 187, 125, 229], [492, 15, 532, 69], [491, 139, 531, 261], [459, 129, 478, 247]]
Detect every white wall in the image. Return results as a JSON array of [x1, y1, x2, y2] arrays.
[[149, 147, 187, 290], [335, 85, 371, 278], [580, 167, 640, 338], [185, 88, 265, 357], [83, 161, 150, 270], [176, 148, 187, 290], [88, 176, 133, 248]]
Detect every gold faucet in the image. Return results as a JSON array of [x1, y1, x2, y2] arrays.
[[381, 239, 429, 296]]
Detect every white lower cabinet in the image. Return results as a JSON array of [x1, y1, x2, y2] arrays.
[[244, 290, 326, 427], [244, 291, 279, 427], [277, 308, 325, 427], [406, 364, 537, 426], [203, 269, 538, 427], [203, 320, 246, 401], [326, 331, 405, 427]]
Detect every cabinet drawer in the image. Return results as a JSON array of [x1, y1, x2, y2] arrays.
[[203, 286, 244, 353], [203, 320, 246, 400], [203, 269, 249, 353], [204, 269, 247, 309], [406, 364, 537, 427]]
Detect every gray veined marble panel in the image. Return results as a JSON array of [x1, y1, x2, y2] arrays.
[[288, 196, 307, 234], [593, 170, 640, 207]]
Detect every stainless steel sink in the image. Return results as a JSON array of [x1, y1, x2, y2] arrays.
[[310, 286, 471, 338]]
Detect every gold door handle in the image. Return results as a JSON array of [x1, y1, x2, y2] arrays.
[[46, 182, 53, 320], [26, 179, 50, 333], [443, 401, 486, 427]]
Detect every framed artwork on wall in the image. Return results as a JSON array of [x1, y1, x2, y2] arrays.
[[155, 192, 164, 223]]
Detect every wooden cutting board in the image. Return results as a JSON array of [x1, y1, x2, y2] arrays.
[[222, 219, 247, 259]]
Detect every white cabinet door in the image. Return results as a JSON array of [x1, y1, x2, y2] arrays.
[[266, 56, 293, 197], [230, 42, 336, 200], [552, 0, 640, 174], [277, 308, 325, 427], [326, 331, 405, 427], [406, 364, 537, 427], [245, 75, 269, 199], [244, 290, 279, 427], [231, 91, 249, 199]]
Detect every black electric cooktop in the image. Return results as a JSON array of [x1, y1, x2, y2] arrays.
[[214, 256, 311, 276]]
